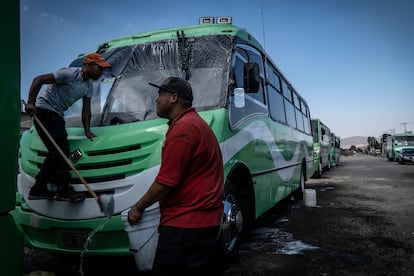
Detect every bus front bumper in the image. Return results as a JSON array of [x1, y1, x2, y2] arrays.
[[11, 205, 131, 256]]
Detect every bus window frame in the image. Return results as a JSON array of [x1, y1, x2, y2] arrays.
[[229, 44, 268, 129]]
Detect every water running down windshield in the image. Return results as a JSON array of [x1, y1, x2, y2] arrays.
[[65, 35, 233, 127]]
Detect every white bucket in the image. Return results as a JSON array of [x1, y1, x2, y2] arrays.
[[303, 189, 317, 207], [121, 207, 160, 271]]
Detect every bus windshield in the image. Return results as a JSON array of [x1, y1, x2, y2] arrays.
[[395, 135, 414, 146], [64, 34, 233, 127], [311, 120, 319, 143]]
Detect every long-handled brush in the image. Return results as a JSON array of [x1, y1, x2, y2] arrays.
[[22, 101, 114, 217]]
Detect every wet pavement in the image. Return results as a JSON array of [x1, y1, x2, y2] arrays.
[[224, 154, 414, 275], [24, 155, 414, 275]]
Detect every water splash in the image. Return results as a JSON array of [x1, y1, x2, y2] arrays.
[[240, 227, 319, 255], [79, 218, 110, 276], [277, 240, 319, 255]]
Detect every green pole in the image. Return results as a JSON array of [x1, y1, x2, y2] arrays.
[[0, 0, 23, 275]]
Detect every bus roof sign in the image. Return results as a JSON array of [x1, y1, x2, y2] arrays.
[[199, 17, 215, 24], [217, 16, 232, 24], [199, 16, 232, 25]]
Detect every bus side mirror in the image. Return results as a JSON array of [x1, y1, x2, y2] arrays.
[[234, 88, 245, 108], [244, 62, 260, 93]]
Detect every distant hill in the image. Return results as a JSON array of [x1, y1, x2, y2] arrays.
[[341, 136, 368, 149]]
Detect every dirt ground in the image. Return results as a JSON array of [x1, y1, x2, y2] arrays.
[[224, 154, 414, 276], [24, 154, 414, 275]]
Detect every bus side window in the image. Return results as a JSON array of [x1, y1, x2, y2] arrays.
[[268, 85, 286, 123], [293, 92, 304, 132], [244, 63, 260, 93], [302, 103, 311, 134], [296, 107, 304, 132], [266, 62, 286, 124], [282, 81, 296, 128], [234, 57, 245, 88]]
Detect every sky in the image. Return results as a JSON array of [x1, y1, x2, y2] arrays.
[[20, 0, 414, 138]]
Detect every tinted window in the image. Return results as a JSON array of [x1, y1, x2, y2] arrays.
[[321, 125, 330, 142], [234, 58, 244, 88], [296, 109, 304, 131], [266, 64, 281, 92], [229, 50, 267, 127], [303, 113, 310, 134], [268, 85, 286, 123], [274, 73, 281, 92], [293, 93, 300, 109], [285, 99, 296, 128], [266, 63, 275, 86], [234, 52, 265, 104], [311, 120, 319, 142], [282, 81, 292, 101]]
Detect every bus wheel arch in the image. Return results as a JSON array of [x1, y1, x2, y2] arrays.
[[315, 159, 323, 178], [292, 160, 306, 201], [218, 163, 255, 261]]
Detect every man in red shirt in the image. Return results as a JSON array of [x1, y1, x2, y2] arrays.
[[128, 77, 224, 275]]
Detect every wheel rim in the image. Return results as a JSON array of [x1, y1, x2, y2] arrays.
[[221, 194, 243, 254]]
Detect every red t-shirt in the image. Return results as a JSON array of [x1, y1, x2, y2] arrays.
[[155, 108, 224, 228]]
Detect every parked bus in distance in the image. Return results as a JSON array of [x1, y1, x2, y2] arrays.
[[311, 118, 332, 177], [330, 132, 341, 167], [381, 133, 392, 155], [14, 17, 314, 269], [385, 132, 414, 164]]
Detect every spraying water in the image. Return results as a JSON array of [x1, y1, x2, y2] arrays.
[[78, 217, 110, 275]]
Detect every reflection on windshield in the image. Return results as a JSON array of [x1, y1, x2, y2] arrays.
[[395, 136, 414, 146], [64, 34, 233, 127], [311, 121, 318, 143]]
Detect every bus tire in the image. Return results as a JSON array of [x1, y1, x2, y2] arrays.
[[292, 164, 305, 201], [315, 160, 323, 178], [216, 175, 254, 268]]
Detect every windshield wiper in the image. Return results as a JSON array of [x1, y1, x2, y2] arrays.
[[177, 30, 193, 80]]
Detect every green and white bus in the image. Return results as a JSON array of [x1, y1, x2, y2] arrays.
[[311, 118, 332, 177], [385, 133, 414, 163], [330, 132, 341, 167], [14, 17, 314, 268]]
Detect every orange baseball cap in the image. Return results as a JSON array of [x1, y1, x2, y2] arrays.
[[82, 53, 111, 67]]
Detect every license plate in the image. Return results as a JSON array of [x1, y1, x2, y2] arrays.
[[60, 230, 88, 249]]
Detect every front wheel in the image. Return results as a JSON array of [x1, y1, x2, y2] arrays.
[[220, 194, 244, 256], [215, 179, 253, 268]]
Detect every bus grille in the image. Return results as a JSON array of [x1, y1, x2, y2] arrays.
[[35, 143, 149, 184]]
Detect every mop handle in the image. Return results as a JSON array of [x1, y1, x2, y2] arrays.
[[23, 101, 99, 200]]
